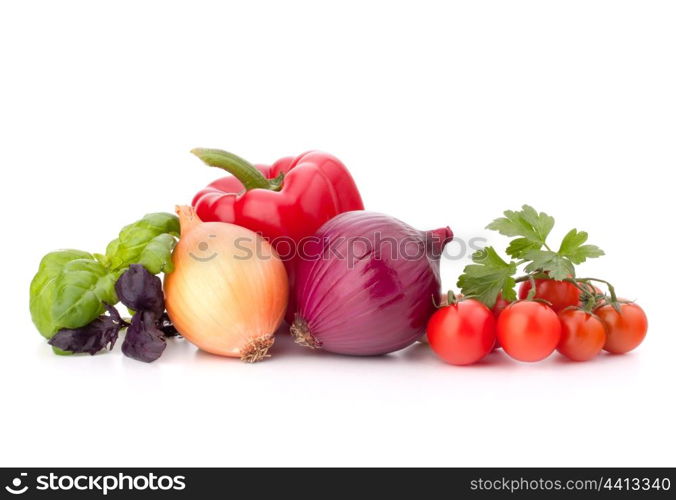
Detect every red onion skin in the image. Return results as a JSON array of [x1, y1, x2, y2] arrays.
[[293, 211, 453, 355]]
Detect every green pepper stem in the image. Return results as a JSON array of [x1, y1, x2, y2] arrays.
[[191, 148, 283, 192]]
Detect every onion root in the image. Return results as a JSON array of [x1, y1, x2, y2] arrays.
[[290, 316, 320, 349], [240, 334, 275, 363]]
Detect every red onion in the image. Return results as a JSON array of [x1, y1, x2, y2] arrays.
[[291, 211, 452, 355]]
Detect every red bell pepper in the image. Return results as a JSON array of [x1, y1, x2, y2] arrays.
[[191, 148, 363, 243], [191, 148, 364, 318]]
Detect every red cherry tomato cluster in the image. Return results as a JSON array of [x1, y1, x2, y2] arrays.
[[427, 280, 648, 366]]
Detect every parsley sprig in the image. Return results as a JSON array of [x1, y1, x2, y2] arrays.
[[457, 205, 605, 308]]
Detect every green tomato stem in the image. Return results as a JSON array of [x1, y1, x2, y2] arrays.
[[526, 275, 538, 301], [575, 277, 619, 303]]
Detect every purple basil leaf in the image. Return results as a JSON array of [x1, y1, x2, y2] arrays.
[[48, 304, 124, 355], [122, 310, 166, 363], [157, 312, 179, 337], [115, 264, 164, 317]]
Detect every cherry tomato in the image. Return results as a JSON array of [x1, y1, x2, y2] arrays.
[[518, 279, 580, 313], [557, 309, 607, 361], [492, 293, 511, 318], [595, 302, 648, 354], [490, 293, 511, 350], [497, 301, 561, 362], [427, 299, 496, 365], [583, 284, 603, 296]]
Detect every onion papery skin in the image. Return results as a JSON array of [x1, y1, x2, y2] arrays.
[[292, 211, 452, 356], [165, 207, 288, 361]]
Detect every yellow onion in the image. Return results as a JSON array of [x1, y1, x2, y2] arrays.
[[165, 206, 288, 362]]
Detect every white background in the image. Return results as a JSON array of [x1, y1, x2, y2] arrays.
[[1, 0, 674, 467]]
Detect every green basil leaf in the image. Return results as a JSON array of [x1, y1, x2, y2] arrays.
[[51, 259, 118, 331], [106, 213, 180, 271], [29, 249, 93, 338], [52, 346, 74, 356], [136, 233, 178, 274]]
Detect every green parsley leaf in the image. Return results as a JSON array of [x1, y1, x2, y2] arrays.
[[487, 205, 555, 258], [523, 250, 576, 280], [506, 237, 542, 259], [457, 247, 518, 308], [557, 229, 605, 264]]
